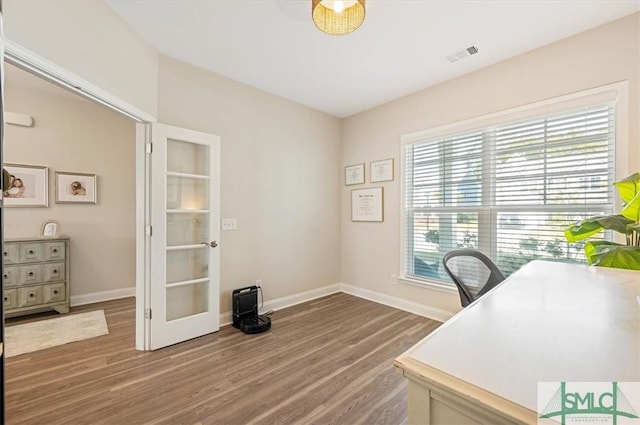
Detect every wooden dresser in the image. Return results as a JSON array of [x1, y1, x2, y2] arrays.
[[3, 237, 70, 317]]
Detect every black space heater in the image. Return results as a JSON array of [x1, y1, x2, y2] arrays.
[[232, 286, 271, 334]]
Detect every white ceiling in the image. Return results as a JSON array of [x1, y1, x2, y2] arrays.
[[104, 0, 640, 118]]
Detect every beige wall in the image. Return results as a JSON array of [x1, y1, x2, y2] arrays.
[[341, 13, 640, 315], [3, 72, 136, 299], [158, 56, 342, 313], [3, 0, 159, 117], [4, 2, 639, 319]]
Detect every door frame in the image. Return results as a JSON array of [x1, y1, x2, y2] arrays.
[[4, 39, 156, 350]]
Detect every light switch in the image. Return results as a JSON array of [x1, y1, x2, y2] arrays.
[[222, 218, 238, 231]]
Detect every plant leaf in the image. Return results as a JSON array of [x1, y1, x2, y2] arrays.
[[564, 215, 633, 243], [614, 172, 640, 204], [584, 240, 640, 269], [621, 192, 640, 222]]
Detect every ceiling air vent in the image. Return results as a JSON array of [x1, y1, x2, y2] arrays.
[[446, 45, 479, 63]]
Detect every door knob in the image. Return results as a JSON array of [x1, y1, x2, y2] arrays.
[[202, 241, 218, 248]]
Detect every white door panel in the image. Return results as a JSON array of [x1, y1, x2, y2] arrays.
[[149, 123, 220, 350]]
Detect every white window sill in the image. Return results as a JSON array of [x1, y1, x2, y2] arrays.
[[398, 275, 459, 294]]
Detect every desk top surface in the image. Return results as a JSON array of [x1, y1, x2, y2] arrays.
[[398, 260, 640, 412]]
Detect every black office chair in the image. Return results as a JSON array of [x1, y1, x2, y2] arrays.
[[442, 249, 505, 307]]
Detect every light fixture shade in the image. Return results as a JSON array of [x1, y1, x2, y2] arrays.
[[312, 0, 366, 35]]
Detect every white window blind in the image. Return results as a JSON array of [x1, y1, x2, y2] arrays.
[[403, 103, 615, 283]]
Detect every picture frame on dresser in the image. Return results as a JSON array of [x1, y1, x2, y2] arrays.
[[55, 171, 97, 204], [2, 164, 49, 207], [40, 220, 61, 238]]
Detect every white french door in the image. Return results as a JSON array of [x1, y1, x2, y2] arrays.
[[149, 123, 220, 350]]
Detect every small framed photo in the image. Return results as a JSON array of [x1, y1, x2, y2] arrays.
[[370, 158, 394, 183], [3, 164, 49, 207], [40, 220, 61, 238], [352, 187, 383, 222], [345, 163, 365, 186], [55, 171, 97, 204]]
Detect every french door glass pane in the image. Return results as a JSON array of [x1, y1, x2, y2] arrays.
[[167, 213, 209, 247], [166, 248, 208, 284], [166, 282, 208, 321], [167, 139, 209, 175], [167, 176, 209, 210]]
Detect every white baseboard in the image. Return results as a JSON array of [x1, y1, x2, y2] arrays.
[[219, 283, 342, 326], [340, 283, 455, 323], [70, 287, 136, 307], [74, 282, 452, 325]]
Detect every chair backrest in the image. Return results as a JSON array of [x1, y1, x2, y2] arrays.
[[442, 249, 505, 307]]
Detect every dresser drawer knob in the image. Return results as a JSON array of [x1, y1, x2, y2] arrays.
[[3, 274, 7, 279], [28, 250, 34, 254], [28, 272, 34, 277], [53, 290, 59, 295], [29, 293, 35, 298], [3, 297, 8, 302], [53, 269, 58, 274], [3, 252, 7, 256], [53, 249, 58, 253]]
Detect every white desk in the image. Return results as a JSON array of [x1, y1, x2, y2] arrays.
[[394, 260, 640, 425]]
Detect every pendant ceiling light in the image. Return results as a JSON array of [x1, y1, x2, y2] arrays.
[[312, 0, 366, 35]]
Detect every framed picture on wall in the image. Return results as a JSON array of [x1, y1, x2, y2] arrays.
[[3, 163, 49, 207], [55, 171, 97, 204], [370, 158, 394, 183], [345, 163, 365, 185], [351, 187, 383, 222]]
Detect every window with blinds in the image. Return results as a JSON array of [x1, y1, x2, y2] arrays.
[[403, 103, 615, 283]]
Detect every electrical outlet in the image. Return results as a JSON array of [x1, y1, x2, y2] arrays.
[[390, 275, 397, 285], [256, 279, 263, 288]]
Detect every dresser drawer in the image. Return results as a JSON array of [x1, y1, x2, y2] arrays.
[[44, 242, 66, 261], [3, 266, 18, 286], [3, 244, 18, 264], [43, 263, 65, 282], [3, 289, 18, 309], [18, 286, 44, 307], [20, 265, 42, 284], [43, 283, 66, 303], [19, 243, 44, 263]]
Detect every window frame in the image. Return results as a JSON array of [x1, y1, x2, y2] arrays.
[[399, 82, 629, 290]]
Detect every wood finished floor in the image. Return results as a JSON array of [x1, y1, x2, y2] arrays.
[[5, 293, 441, 425]]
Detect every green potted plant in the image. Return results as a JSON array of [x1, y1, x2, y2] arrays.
[[564, 172, 640, 269]]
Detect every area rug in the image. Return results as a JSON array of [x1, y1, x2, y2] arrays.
[[5, 310, 109, 358]]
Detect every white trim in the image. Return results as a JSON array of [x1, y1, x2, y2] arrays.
[[614, 81, 629, 181], [70, 287, 136, 307], [4, 39, 156, 123], [341, 283, 455, 323], [72, 282, 453, 330], [219, 284, 342, 326], [135, 123, 151, 351], [397, 276, 458, 295], [401, 82, 626, 145]]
